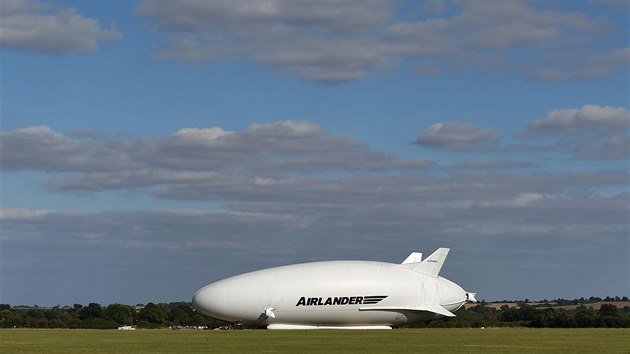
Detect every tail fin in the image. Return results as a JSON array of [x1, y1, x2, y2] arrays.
[[401, 252, 422, 264], [411, 248, 449, 275]]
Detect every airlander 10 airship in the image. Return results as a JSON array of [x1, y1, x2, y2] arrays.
[[192, 248, 476, 329]]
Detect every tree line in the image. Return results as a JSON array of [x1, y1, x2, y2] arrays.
[[1, 299, 630, 329], [0, 302, 218, 329], [418, 302, 630, 328]]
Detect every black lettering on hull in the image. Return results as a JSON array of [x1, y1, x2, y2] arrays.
[[296, 295, 387, 307]]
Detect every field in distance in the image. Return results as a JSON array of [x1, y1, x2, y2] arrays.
[[465, 301, 630, 311], [2, 328, 629, 353]]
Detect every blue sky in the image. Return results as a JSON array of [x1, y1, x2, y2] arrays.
[[1, 0, 628, 306]]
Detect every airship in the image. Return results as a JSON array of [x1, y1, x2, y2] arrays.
[[192, 248, 476, 329]]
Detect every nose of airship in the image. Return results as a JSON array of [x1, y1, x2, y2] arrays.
[[438, 277, 468, 312], [192, 283, 222, 318]]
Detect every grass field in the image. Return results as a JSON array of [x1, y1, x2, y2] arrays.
[[2, 328, 629, 353]]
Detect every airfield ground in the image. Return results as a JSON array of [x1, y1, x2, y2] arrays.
[[2, 328, 629, 353]]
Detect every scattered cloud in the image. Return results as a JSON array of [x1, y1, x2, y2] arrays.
[[0, 126, 131, 172], [526, 47, 630, 82], [137, 0, 395, 82], [415, 122, 501, 151], [1, 187, 627, 303], [447, 160, 536, 170], [574, 135, 630, 160], [478, 192, 544, 208], [0, 0, 121, 54], [0, 121, 432, 194], [137, 0, 621, 82], [3, 112, 627, 200], [415, 105, 629, 160], [519, 105, 630, 160], [528, 105, 630, 135], [1, 111, 628, 303]]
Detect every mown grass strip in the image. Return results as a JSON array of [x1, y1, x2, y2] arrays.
[[2, 328, 629, 353]]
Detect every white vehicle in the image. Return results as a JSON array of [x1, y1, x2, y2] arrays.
[[117, 325, 135, 330], [192, 248, 476, 329]]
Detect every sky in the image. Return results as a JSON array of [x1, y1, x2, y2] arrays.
[[0, 0, 628, 306]]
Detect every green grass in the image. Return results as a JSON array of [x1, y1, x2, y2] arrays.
[[2, 328, 629, 353]]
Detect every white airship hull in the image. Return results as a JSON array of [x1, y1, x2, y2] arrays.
[[193, 248, 475, 329]]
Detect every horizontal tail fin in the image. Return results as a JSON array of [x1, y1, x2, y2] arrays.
[[416, 304, 456, 317], [359, 304, 455, 317], [411, 248, 449, 276]]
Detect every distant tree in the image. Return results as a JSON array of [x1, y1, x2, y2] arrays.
[[519, 306, 539, 323], [43, 308, 63, 320], [466, 304, 500, 327], [576, 304, 589, 312], [551, 311, 572, 328], [24, 316, 48, 328], [25, 309, 45, 320], [192, 313, 210, 326], [0, 307, 23, 328], [169, 304, 194, 326], [574, 310, 596, 327], [499, 305, 518, 322], [78, 303, 103, 320], [529, 308, 557, 328], [599, 304, 619, 317], [138, 303, 169, 327], [103, 304, 135, 325]]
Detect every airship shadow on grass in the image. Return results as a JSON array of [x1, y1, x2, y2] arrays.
[[193, 248, 476, 329]]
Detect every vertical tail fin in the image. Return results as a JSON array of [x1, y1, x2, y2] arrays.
[[401, 252, 422, 264], [411, 248, 449, 275]]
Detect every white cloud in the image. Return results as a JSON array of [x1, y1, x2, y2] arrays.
[[246, 120, 322, 137], [174, 127, 233, 140], [447, 160, 536, 170], [526, 47, 630, 82], [529, 105, 630, 134], [479, 193, 544, 208], [137, 0, 392, 33], [0, 0, 121, 54], [0, 208, 52, 220], [574, 135, 630, 160], [5, 120, 626, 197], [137, 0, 395, 82], [2, 121, 628, 303], [0, 125, 132, 171], [502, 105, 630, 160], [415, 122, 500, 151], [388, 1, 597, 50], [520, 105, 630, 160], [1, 186, 627, 303], [0, 122, 432, 192], [136, 0, 621, 82]]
